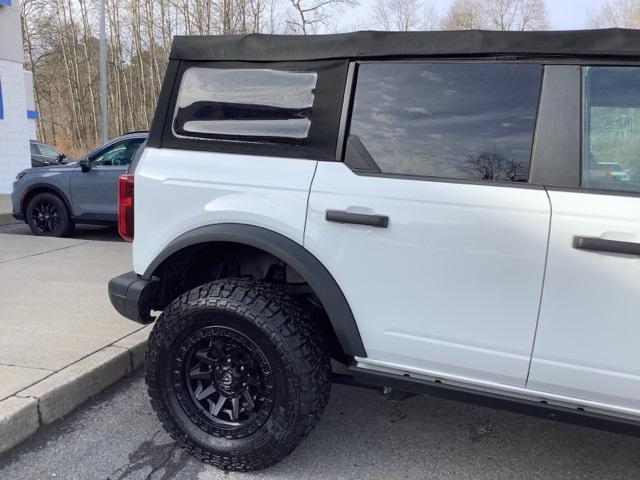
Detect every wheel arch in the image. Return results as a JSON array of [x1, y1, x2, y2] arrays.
[[144, 223, 367, 358], [22, 183, 74, 217]]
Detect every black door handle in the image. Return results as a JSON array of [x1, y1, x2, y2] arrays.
[[326, 210, 389, 228], [573, 236, 640, 256]]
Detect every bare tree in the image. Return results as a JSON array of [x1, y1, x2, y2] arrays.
[[441, 0, 483, 29], [286, 0, 357, 34], [19, 0, 498, 156], [485, 0, 548, 30], [460, 152, 525, 182], [20, 0, 47, 141], [588, 0, 640, 28], [371, 0, 438, 31], [247, 0, 265, 32], [442, 0, 548, 31]]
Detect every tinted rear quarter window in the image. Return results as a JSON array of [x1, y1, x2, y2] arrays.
[[346, 62, 542, 183]]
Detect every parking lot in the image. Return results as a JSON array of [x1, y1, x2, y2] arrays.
[[0, 222, 142, 396], [1, 369, 640, 480], [0, 222, 638, 479]]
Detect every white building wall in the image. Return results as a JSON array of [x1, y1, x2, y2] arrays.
[[24, 70, 37, 138], [0, 59, 31, 194], [0, 0, 31, 195]]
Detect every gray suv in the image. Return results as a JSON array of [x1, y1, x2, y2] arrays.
[[12, 132, 146, 236]]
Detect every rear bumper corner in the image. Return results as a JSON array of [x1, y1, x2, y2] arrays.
[[108, 271, 159, 324]]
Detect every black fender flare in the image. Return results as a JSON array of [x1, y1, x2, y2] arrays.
[[22, 182, 74, 217], [144, 223, 367, 358]]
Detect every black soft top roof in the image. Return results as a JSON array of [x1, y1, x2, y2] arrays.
[[170, 29, 640, 62]]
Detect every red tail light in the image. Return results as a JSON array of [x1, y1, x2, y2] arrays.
[[118, 174, 135, 242]]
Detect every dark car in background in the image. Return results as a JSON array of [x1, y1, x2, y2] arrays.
[[29, 140, 72, 167], [13, 132, 147, 237]]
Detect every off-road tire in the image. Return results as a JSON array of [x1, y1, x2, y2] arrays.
[[146, 278, 331, 471], [25, 192, 73, 237]]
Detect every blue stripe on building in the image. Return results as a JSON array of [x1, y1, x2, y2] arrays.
[[27, 110, 39, 119], [0, 0, 12, 6]]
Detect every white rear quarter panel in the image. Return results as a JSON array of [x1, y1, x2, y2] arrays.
[[132, 147, 318, 275]]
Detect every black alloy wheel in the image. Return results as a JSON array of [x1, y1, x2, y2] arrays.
[[176, 326, 274, 438], [25, 192, 72, 237]]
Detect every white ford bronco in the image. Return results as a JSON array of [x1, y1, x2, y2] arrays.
[[109, 30, 640, 471]]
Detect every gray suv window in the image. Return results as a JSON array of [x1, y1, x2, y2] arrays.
[[583, 66, 640, 193], [90, 138, 144, 166], [346, 62, 542, 182], [173, 68, 317, 143], [38, 143, 59, 158]]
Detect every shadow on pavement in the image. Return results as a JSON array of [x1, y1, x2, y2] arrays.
[[0, 223, 122, 243]]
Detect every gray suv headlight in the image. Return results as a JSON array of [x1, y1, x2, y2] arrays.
[[15, 171, 27, 181]]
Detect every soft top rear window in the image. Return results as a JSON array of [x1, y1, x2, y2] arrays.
[[158, 60, 348, 161], [173, 68, 318, 144]]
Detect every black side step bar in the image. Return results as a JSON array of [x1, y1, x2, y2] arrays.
[[334, 366, 640, 437]]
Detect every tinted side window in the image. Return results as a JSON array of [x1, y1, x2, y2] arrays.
[[583, 66, 640, 193], [38, 144, 59, 158], [90, 138, 144, 166], [173, 68, 317, 144], [346, 63, 542, 182], [30, 143, 40, 155]]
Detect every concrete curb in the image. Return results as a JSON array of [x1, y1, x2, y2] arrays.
[[0, 325, 152, 454]]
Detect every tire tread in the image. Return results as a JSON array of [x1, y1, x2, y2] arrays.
[[146, 278, 331, 471]]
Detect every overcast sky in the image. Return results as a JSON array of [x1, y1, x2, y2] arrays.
[[341, 0, 607, 30]]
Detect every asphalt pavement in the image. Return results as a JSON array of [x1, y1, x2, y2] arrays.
[[1, 369, 639, 480], [1, 222, 640, 479]]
